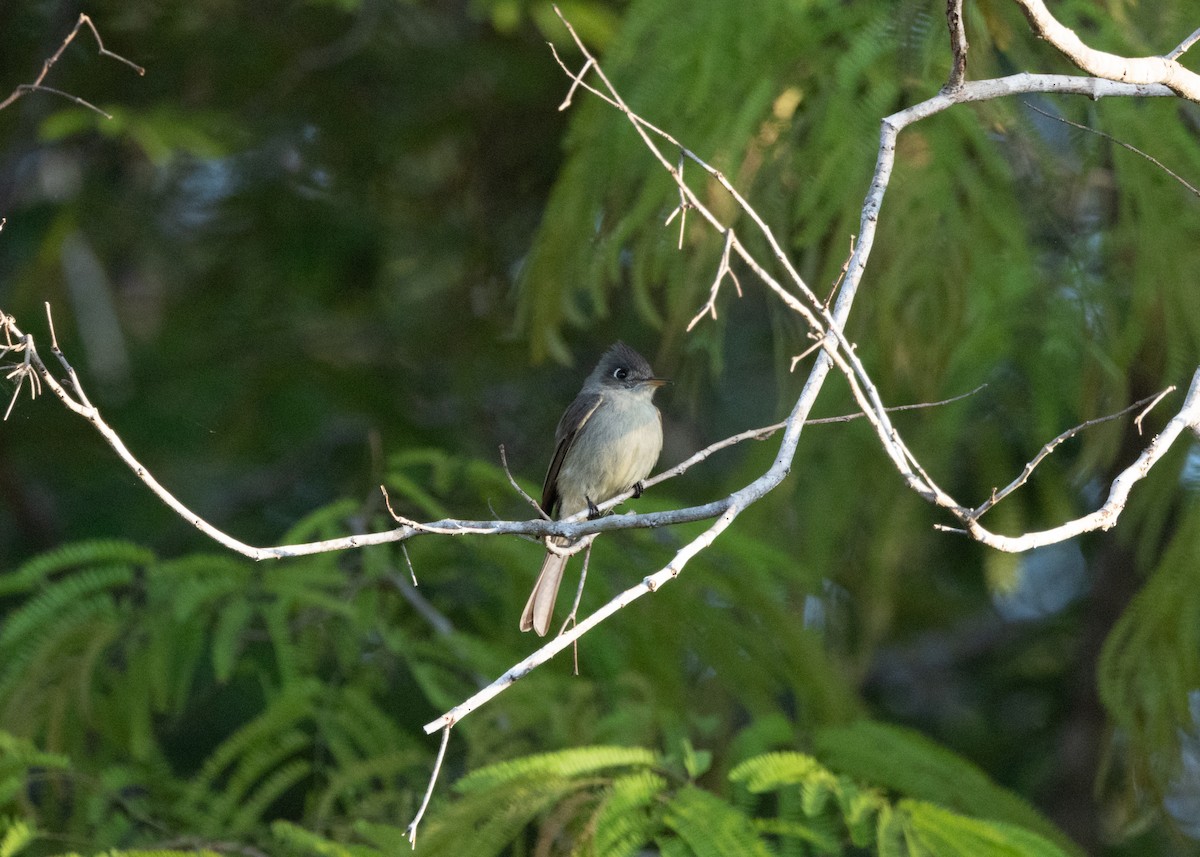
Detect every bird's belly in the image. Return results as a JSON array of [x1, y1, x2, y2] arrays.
[[557, 402, 662, 516]]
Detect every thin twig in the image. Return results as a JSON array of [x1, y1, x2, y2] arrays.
[[1023, 101, 1200, 197], [0, 14, 144, 115], [560, 543, 591, 630], [401, 543, 418, 585], [381, 486, 495, 535], [406, 724, 451, 846], [939, 369, 1200, 548], [12, 84, 114, 119], [825, 236, 856, 308], [789, 338, 823, 372], [686, 229, 739, 331], [547, 33, 828, 332], [389, 570, 456, 637], [500, 443, 548, 518], [559, 541, 593, 676], [557, 55, 593, 111], [675, 151, 688, 248], [1135, 386, 1175, 435], [1168, 27, 1200, 61], [972, 389, 1172, 518]]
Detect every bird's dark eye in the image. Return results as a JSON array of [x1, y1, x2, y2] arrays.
[[612, 367, 629, 381]]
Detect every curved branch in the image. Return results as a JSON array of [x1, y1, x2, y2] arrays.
[[1012, 0, 1200, 102], [939, 368, 1200, 550]]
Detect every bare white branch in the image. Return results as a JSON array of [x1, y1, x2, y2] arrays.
[[405, 724, 450, 846], [0, 304, 824, 562], [1011, 0, 1200, 101], [1168, 26, 1200, 61], [971, 389, 1175, 519], [938, 369, 1200, 550]]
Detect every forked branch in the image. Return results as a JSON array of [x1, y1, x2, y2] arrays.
[[0, 14, 144, 117]]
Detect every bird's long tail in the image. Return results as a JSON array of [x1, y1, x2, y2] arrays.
[[520, 548, 567, 636]]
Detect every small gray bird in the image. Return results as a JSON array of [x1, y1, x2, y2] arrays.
[[520, 342, 667, 635]]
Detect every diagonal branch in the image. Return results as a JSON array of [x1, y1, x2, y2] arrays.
[[418, 4, 1196, 764], [1022, 100, 1200, 197], [1168, 26, 1200, 61]]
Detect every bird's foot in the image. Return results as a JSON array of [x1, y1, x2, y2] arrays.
[[632, 480, 645, 499], [586, 496, 601, 519]]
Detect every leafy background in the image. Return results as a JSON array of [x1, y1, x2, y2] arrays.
[[2, 0, 1200, 854]]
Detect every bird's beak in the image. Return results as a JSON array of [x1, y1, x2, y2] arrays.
[[645, 378, 670, 388]]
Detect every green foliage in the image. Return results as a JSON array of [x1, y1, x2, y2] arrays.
[[0, 509, 432, 849], [413, 734, 1075, 855], [663, 786, 775, 857], [455, 745, 659, 792], [900, 800, 1070, 857], [1098, 505, 1200, 790], [812, 720, 1077, 855], [518, 0, 937, 364], [0, 541, 154, 598], [0, 818, 35, 857], [0, 732, 69, 811]]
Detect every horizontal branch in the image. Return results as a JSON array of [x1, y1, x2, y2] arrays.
[[0, 304, 812, 560]]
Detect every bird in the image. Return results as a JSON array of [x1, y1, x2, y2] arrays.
[[520, 342, 667, 635]]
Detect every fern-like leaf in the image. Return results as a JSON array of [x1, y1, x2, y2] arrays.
[[229, 758, 312, 832], [589, 771, 668, 857], [209, 597, 255, 683], [415, 774, 582, 857], [0, 565, 132, 650], [183, 681, 321, 811], [661, 786, 773, 857], [1098, 506, 1200, 790], [900, 800, 1071, 857], [751, 818, 841, 853], [1, 540, 152, 597], [312, 750, 424, 824], [729, 751, 830, 793], [814, 721, 1077, 855], [455, 746, 659, 793]]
